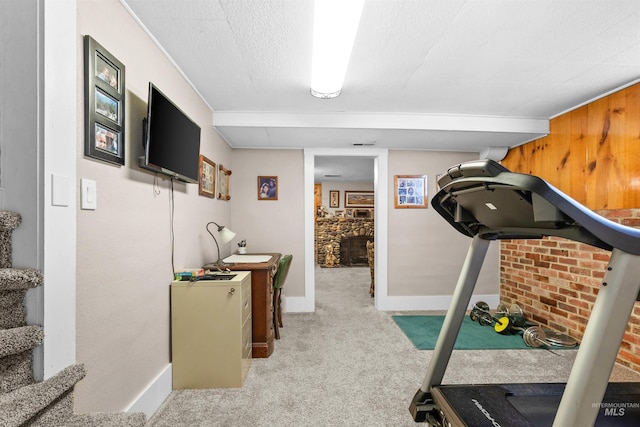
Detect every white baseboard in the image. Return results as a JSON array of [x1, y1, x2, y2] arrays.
[[376, 294, 500, 311], [284, 296, 312, 313], [284, 294, 499, 313], [126, 364, 172, 418]]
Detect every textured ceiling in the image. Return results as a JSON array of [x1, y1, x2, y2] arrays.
[[122, 0, 640, 179]]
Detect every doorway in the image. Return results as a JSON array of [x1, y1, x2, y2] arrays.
[[302, 148, 389, 312]]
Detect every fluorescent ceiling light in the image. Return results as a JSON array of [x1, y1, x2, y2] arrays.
[[311, 0, 365, 99]]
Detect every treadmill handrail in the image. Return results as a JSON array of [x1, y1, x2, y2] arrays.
[[432, 161, 640, 255]]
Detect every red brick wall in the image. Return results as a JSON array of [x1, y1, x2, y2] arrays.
[[500, 209, 640, 373]]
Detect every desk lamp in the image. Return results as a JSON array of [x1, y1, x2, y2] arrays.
[[206, 221, 236, 266]]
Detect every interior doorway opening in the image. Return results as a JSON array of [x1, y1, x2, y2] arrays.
[[314, 156, 374, 270], [303, 148, 389, 312]]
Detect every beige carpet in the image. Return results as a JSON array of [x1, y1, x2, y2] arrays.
[[147, 266, 639, 426]]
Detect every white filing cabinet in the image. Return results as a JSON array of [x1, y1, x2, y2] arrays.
[[171, 271, 252, 389]]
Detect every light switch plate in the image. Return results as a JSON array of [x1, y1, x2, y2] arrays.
[[81, 178, 97, 210]]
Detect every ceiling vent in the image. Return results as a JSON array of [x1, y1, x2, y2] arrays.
[[353, 142, 376, 146]]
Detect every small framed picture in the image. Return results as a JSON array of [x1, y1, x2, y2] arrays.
[[95, 88, 119, 122], [94, 123, 121, 156], [198, 155, 216, 198], [258, 176, 278, 200], [345, 191, 374, 208], [217, 164, 231, 200], [84, 35, 125, 166], [329, 190, 339, 208], [394, 175, 428, 208]]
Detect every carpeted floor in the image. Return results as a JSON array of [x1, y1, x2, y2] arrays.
[[147, 266, 640, 426]]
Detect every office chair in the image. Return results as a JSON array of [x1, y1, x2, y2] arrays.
[[273, 254, 292, 339]]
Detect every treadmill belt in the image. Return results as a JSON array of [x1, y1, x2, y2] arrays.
[[433, 383, 640, 426]]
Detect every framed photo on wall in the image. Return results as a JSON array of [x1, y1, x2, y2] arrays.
[[329, 190, 339, 208], [84, 35, 125, 165], [198, 155, 216, 198], [258, 176, 278, 200], [217, 164, 231, 200], [345, 191, 374, 208], [394, 175, 428, 208]]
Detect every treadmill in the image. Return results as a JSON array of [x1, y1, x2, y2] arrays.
[[409, 159, 640, 427]]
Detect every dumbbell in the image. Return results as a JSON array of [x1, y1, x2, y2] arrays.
[[469, 301, 492, 325], [506, 303, 527, 328], [469, 301, 511, 329], [493, 315, 548, 348]]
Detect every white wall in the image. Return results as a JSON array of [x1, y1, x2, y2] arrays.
[[229, 149, 305, 298], [74, 0, 231, 413], [387, 150, 499, 304], [43, 0, 79, 379]]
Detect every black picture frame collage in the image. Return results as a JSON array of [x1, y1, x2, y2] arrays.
[[84, 35, 126, 165]]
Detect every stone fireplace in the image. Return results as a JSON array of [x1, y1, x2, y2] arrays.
[[315, 217, 374, 267], [340, 235, 370, 266]]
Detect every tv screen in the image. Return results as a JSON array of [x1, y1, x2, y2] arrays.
[[143, 83, 201, 183]]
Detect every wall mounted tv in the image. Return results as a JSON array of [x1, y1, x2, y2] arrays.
[[140, 82, 201, 184]]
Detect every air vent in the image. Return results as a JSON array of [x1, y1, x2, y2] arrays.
[[324, 174, 342, 178], [353, 142, 376, 146]]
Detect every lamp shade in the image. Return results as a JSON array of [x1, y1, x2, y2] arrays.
[[219, 227, 236, 244]]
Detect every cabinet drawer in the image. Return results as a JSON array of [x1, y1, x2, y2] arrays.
[[242, 317, 252, 360], [242, 283, 251, 321]]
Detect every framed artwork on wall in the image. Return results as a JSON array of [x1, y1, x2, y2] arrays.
[[217, 164, 231, 200], [394, 175, 428, 208], [345, 191, 374, 208], [329, 190, 339, 208], [198, 155, 216, 198], [258, 176, 278, 200], [83, 35, 125, 165]]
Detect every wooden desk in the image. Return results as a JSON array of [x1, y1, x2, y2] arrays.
[[204, 253, 280, 358]]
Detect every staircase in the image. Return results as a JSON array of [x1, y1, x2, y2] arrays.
[[0, 211, 146, 426]]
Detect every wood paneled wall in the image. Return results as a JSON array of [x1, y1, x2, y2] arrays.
[[500, 82, 640, 373], [503, 83, 640, 210]]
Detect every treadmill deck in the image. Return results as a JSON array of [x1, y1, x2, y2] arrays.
[[431, 382, 640, 427]]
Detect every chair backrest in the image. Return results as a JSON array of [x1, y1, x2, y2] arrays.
[[273, 254, 292, 289]]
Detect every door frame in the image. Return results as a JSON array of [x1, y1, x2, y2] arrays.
[[301, 148, 389, 311]]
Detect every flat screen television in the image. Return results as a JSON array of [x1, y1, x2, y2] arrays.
[[140, 82, 201, 183]]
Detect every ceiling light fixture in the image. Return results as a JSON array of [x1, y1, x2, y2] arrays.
[[310, 0, 365, 99]]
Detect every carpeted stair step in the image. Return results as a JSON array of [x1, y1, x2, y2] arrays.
[[0, 269, 44, 330], [0, 326, 44, 394], [0, 211, 22, 269], [60, 411, 147, 427], [0, 352, 38, 395], [0, 326, 44, 358], [0, 268, 44, 291], [0, 363, 85, 427]]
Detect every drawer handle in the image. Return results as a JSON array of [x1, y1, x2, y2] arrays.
[[229, 287, 235, 295]]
